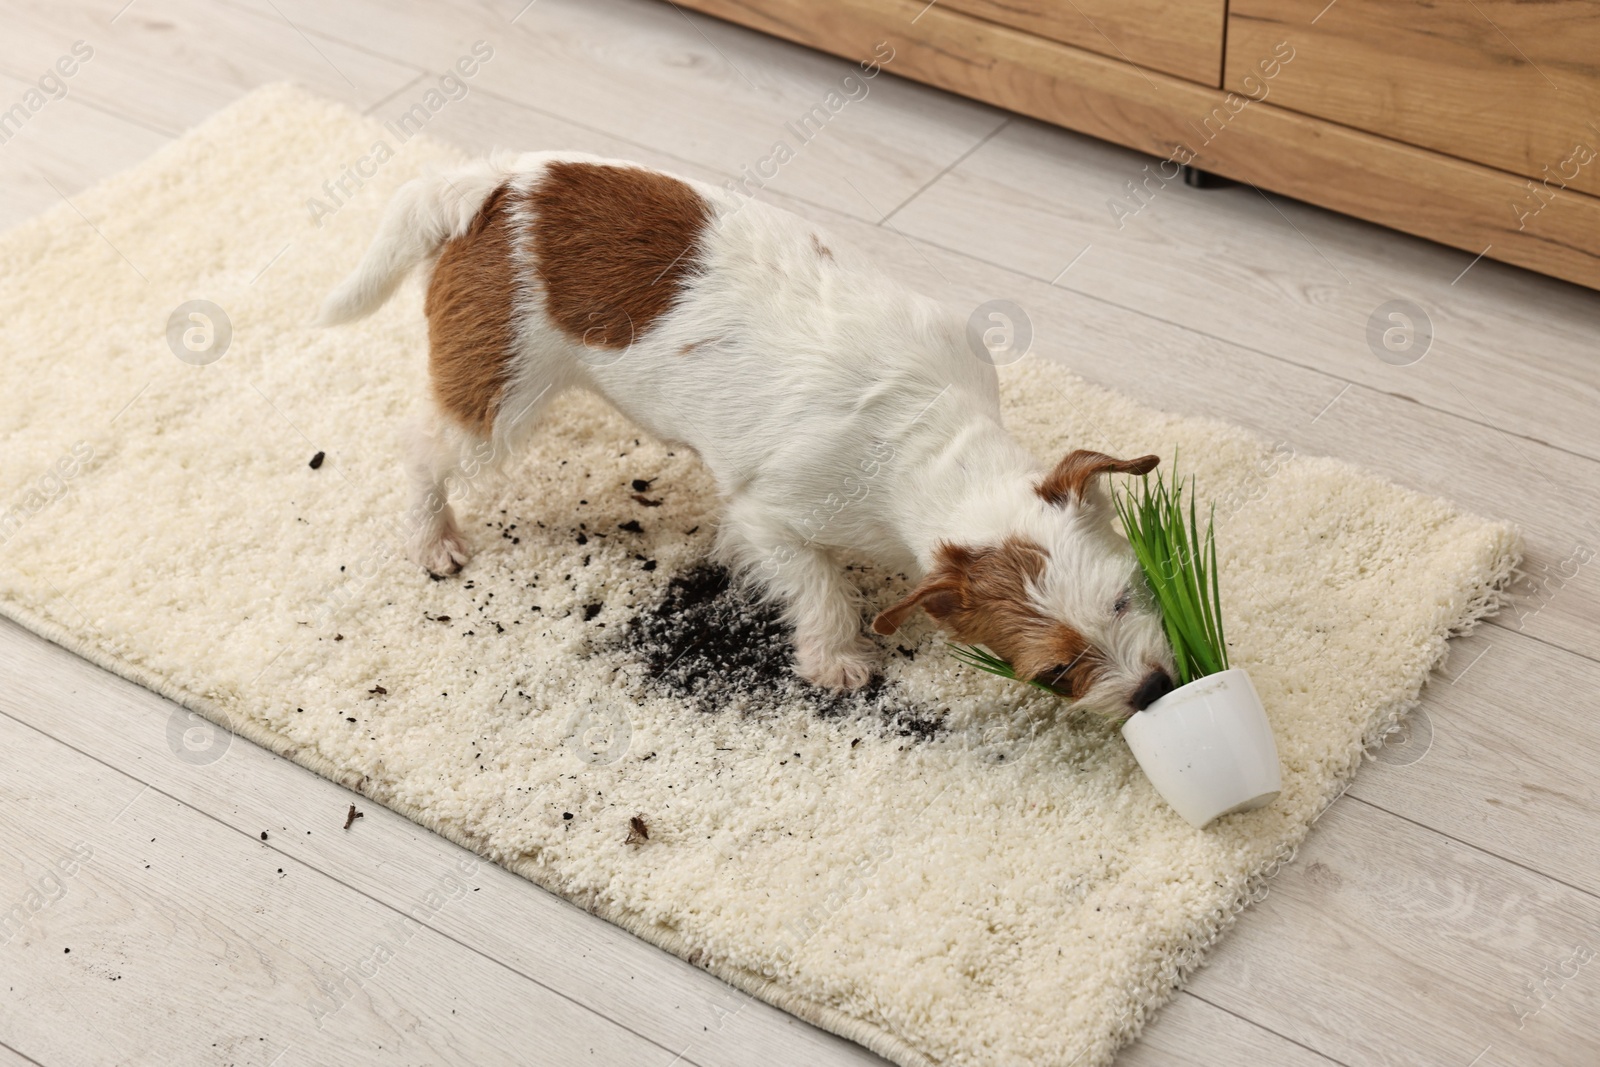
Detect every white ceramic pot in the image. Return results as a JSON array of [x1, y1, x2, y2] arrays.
[[1120, 668, 1281, 829]]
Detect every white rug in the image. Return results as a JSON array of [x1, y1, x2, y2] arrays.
[[0, 85, 1520, 1067]]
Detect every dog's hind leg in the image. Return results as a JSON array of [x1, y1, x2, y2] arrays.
[[407, 174, 567, 577], [402, 409, 479, 577], [403, 371, 563, 577]]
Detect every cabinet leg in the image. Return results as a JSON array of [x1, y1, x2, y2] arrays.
[[1181, 165, 1236, 189]]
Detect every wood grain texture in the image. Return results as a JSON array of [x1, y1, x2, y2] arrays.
[[673, 0, 1600, 289], [1348, 625, 1600, 898], [1228, 0, 1600, 196], [942, 0, 1226, 85], [0, 0, 421, 134], [1191, 798, 1600, 1067]]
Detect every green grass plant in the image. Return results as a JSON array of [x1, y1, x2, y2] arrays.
[[1110, 459, 1228, 686]]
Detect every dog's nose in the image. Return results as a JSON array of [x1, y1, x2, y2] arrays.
[[1131, 668, 1174, 711]]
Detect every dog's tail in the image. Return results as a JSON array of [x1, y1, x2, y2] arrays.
[[315, 161, 511, 327]]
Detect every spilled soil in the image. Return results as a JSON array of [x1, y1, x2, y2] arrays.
[[617, 561, 944, 741]]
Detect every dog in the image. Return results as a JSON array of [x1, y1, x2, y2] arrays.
[[318, 152, 1176, 716]]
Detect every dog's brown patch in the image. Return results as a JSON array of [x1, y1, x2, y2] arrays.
[[425, 183, 521, 434], [1037, 450, 1160, 507], [531, 162, 711, 350], [810, 234, 833, 260], [872, 538, 1103, 697]]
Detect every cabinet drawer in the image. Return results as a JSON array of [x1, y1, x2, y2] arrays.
[[943, 0, 1226, 85], [1226, 0, 1600, 197]]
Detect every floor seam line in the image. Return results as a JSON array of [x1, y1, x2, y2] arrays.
[[879, 115, 1011, 225], [1180, 991, 1353, 1067], [1345, 793, 1599, 902]]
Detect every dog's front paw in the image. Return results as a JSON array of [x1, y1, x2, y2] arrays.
[[795, 635, 878, 692]]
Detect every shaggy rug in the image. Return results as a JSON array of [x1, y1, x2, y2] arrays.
[[0, 85, 1519, 1066]]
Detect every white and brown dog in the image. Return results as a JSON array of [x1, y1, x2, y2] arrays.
[[320, 153, 1176, 716]]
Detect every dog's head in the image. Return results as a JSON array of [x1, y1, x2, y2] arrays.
[[873, 450, 1176, 717]]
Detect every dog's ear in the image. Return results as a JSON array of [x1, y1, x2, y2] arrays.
[[872, 572, 966, 635], [1037, 450, 1159, 507]]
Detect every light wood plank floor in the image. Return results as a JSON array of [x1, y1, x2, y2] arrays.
[[1, 1, 1596, 1064]]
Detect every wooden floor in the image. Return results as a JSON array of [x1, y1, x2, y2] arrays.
[[1, 1, 1597, 1064]]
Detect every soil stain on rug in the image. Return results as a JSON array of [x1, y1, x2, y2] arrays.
[[617, 561, 944, 741]]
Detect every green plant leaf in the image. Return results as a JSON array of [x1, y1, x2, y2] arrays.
[[948, 643, 1055, 693], [1114, 458, 1229, 687]]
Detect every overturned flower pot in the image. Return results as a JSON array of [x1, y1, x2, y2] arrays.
[[1120, 668, 1281, 829], [1113, 461, 1281, 828]]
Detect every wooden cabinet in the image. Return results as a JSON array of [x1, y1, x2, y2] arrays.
[[675, 0, 1600, 290], [1226, 0, 1600, 197], [944, 0, 1227, 85]]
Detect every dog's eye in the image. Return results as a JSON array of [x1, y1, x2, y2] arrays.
[[1041, 663, 1080, 694], [1113, 590, 1132, 615]]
